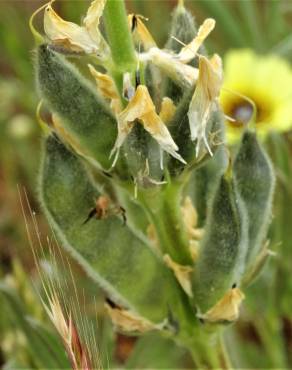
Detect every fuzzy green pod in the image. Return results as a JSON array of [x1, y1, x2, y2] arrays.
[[234, 130, 275, 267], [36, 45, 117, 171], [165, 3, 198, 53], [191, 172, 248, 312], [163, 2, 198, 103], [121, 124, 164, 183], [39, 135, 189, 326]]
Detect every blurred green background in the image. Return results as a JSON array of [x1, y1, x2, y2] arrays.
[[0, 0, 292, 368]]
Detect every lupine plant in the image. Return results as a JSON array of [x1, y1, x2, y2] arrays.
[[29, 0, 276, 367]]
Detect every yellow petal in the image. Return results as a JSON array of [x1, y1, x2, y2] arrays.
[[159, 97, 176, 124], [198, 288, 245, 323], [112, 85, 186, 164], [128, 14, 156, 51], [44, 1, 99, 54], [88, 64, 122, 114], [163, 254, 193, 297], [188, 54, 223, 157], [178, 18, 216, 63], [105, 303, 163, 333]]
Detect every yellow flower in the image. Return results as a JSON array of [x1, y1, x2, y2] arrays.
[[220, 49, 292, 143]]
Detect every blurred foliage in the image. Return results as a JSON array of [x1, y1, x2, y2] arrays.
[[0, 0, 291, 368]]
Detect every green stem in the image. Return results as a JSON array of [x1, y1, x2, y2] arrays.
[[255, 316, 288, 368], [218, 333, 233, 369], [103, 0, 137, 95], [180, 331, 223, 370], [138, 180, 193, 265]]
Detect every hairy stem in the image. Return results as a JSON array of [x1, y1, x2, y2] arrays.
[[138, 180, 193, 265]]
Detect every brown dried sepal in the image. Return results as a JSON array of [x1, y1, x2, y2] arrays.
[[163, 254, 193, 297], [197, 287, 245, 323], [105, 302, 163, 333], [88, 64, 122, 114], [181, 196, 204, 261]]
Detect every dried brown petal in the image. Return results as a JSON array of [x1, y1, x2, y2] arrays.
[[44, 0, 106, 55], [111, 85, 185, 165], [128, 14, 156, 50], [88, 64, 122, 114], [187, 54, 223, 157], [177, 19, 216, 63]]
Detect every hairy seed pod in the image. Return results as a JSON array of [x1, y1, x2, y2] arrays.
[[39, 135, 190, 325], [234, 130, 275, 267], [191, 172, 248, 313], [121, 124, 164, 184], [165, 4, 198, 53], [163, 3, 198, 103], [36, 45, 117, 170]]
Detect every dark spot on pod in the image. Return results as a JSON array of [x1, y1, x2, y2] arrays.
[[131, 15, 138, 32], [106, 297, 119, 309], [135, 69, 141, 88]]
